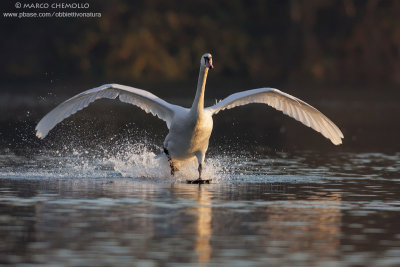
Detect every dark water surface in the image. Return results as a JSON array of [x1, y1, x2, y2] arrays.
[[1, 149, 400, 266], [1, 86, 400, 266]]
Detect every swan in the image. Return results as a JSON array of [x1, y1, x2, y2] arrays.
[[36, 53, 343, 182]]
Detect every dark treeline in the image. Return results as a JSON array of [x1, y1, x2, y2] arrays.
[[1, 0, 400, 86]]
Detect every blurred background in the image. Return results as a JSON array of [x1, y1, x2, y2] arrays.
[[0, 0, 399, 153]]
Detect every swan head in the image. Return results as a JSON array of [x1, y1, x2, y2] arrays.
[[201, 53, 213, 69]]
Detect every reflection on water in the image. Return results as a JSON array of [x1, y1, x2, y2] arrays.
[[0, 149, 400, 266], [265, 192, 341, 258], [193, 186, 212, 263], [1, 146, 400, 265]]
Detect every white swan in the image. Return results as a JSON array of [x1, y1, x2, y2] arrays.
[[36, 53, 343, 182]]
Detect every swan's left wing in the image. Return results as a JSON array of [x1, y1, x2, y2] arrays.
[[206, 88, 343, 145]]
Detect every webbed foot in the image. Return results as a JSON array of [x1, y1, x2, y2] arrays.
[[186, 178, 211, 184]]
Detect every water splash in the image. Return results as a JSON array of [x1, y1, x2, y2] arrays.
[[8, 130, 398, 183], [107, 142, 225, 182], [0, 139, 228, 182]]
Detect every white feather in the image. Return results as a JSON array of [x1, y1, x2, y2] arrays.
[[206, 88, 343, 145], [35, 84, 183, 139]]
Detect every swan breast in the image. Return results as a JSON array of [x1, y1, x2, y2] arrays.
[[164, 111, 213, 159]]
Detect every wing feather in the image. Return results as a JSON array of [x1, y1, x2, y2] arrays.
[[206, 88, 343, 145], [35, 84, 180, 139]]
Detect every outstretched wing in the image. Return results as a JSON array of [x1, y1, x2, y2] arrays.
[[206, 88, 344, 145], [36, 83, 181, 139]]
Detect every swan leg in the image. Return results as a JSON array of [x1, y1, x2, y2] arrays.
[[163, 147, 177, 176], [187, 162, 211, 184], [198, 163, 202, 180]]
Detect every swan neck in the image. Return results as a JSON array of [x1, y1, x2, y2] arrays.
[[191, 67, 208, 115]]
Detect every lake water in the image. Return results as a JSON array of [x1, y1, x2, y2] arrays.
[[1, 88, 400, 266], [1, 145, 400, 266]]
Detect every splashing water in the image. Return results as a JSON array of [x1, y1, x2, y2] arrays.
[[2, 137, 400, 183], [107, 142, 225, 182], [12, 124, 397, 183], [0, 138, 228, 182]]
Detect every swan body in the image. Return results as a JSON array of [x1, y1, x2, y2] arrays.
[[36, 53, 343, 180], [164, 109, 213, 162]]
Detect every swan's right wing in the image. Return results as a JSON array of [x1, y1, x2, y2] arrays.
[[206, 88, 343, 145], [36, 83, 182, 139]]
